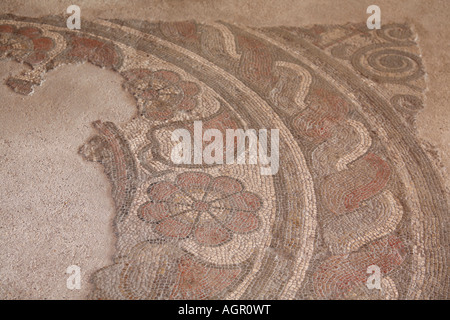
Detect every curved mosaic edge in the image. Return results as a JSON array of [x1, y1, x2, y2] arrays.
[[0, 15, 448, 300]]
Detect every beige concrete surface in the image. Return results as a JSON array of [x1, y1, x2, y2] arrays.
[[0, 0, 448, 299], [0, 61, 135, 298]]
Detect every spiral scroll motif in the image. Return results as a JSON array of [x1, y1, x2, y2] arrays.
[[376, 24, 415, 45], [351, 45, 423, 83]]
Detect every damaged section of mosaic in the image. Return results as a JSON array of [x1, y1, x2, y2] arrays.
[[0, 15, 447, 300]]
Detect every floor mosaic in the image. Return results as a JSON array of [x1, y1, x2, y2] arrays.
[[0, 15, 448, 299]]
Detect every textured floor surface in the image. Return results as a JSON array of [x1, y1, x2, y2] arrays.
[[0, 1, 448, 300]]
